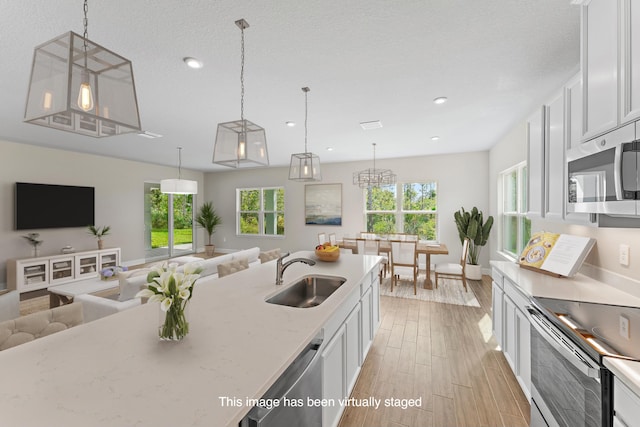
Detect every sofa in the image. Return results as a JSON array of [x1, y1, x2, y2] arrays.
[[0, 302, 83, 351], [77, 247, 262, 322]]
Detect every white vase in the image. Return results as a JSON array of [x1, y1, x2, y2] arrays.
[[465, 264, 482, 280]]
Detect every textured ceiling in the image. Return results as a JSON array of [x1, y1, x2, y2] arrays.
[[0, 0, 580, 172]]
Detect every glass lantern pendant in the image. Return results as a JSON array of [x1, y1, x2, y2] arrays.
[[24, 0, 141, 137], [213, 19, 269, 168], [289, 87, 322, 181]]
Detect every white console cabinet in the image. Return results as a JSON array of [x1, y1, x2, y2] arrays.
[[7, 248, 121, 293]]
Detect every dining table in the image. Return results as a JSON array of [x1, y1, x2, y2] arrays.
[[340, 238, 449, 289]]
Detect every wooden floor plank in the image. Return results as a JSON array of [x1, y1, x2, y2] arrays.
[[338, 276, 530, 427]]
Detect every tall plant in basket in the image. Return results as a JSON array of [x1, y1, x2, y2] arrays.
[[454, 207, 494, 280]]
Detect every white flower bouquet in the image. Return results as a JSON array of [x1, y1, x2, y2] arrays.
[[136, 261, 203, 340]]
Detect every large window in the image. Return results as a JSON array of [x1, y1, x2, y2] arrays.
[[500, 162, 531, 258], [364, 182, 438, 240], [237, 187, 285, 236]]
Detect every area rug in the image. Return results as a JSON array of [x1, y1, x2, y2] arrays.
[[380, 274, 480, 307]]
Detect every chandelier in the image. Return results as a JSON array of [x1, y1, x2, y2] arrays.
[[353, 143, 397, 188], [24, 0, 141, 137], [289, 87, 321, 181], [212, 19, 268, 168], [161, 147, 198, 195]]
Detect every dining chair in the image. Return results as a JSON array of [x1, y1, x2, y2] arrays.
[[360, 232, 377, 240], [356, 238, 388, 278], [318, 232, 328, 246], [434, 238, 470, 292], [328, 233, 337, 246], [343, 237, 358, 254], [390, 240, 418, 295]]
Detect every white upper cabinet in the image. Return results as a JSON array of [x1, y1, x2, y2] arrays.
[[527, 107, 546, 219], [566, 74, 583, 151], [581, 0, 619, 139], [545, 91, 566, 220], [620, 0, 640, 123]]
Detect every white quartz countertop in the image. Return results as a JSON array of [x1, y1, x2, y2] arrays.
[[490, 260, 640, 307], [491, 260, 640, 407], [0, 251, 380, 427]]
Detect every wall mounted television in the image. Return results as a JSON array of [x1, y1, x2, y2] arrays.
[[15, 182, 95, 230]]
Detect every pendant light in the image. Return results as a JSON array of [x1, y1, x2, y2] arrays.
[[161, 147, 198, 195], [24, 0, 141, 137], [289, 87, 321, 181], [353, 143, 397, 188], [212, 19, 268, 168]]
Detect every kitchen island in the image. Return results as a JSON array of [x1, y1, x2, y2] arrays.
[[0, 251, 381, 427]]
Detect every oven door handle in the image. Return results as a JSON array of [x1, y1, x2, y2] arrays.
[[526, 307, 600, 380]]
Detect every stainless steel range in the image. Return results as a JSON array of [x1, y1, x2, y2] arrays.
[[528, 296, 640, 427]]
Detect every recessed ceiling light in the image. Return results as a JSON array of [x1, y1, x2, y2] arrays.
[[286, 121, 296, 127], [360, 120, 383, 130], [326, 147, 334, 151], [433, 97, 448, 105], [431, 136, 440, 141], [183, 57, 203, 69]]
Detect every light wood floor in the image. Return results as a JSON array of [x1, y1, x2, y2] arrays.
[[339, 275, 530, 427]]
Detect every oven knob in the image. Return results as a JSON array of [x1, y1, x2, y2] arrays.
[[600, 139, 606, 146]]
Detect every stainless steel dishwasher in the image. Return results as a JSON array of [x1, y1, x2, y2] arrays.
[[240, 334, 323, 427]]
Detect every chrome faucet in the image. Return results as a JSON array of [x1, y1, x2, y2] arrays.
[[276, 252, 316, 285]]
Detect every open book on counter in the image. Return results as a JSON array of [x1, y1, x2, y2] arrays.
[[518, 231, 596, 277]]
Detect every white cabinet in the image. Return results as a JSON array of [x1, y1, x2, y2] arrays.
[[581, 0, 618, 138], [544, 91, 566, 220], [49, 257, 74, 284], [566, 73, 583, 151], [492, 281, 504, 348], [620, 0, 640, 123], [7, 248, 121, 293], [345, 304, 361, 394], [322, 324, 345, 427], [361, 286, 373, 359], [614, 377, 640, 426], [502, 295, 517, 370], [321, 267, 380, 427], [75, 253, 99, 279], [527, 107, 546, 218], [491, 267, 531, 400]]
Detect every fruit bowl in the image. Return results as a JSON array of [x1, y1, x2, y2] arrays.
[[315, 247, 340, 262]]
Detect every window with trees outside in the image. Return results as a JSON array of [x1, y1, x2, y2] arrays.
[[364, 182, 437, 240], [501, 162, 531, 258], [237, 187, 285, 236]]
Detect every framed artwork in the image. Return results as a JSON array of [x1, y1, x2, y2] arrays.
[[305, 183, 342, 225]]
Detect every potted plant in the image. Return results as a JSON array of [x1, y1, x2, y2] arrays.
[[454, 207, 494, 280], [88, 225, 111, 250], [195, 202, 222, 257]]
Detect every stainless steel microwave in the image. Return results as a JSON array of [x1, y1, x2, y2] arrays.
[[567, 123, 639, 215]]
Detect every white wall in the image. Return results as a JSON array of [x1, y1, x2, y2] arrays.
[[203, 151, 491, 268], [0, 139, 204, 286]]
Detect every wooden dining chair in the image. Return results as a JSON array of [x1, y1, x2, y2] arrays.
[[318, 232, 327, 246], [434, 238, 470, 292], [356, 238, 388, 278], [390, 240, 418, 295], [360, 232, 377, 240], [343, 237, 357, 254]]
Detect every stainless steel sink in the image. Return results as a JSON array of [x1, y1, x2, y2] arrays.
[[266, 275, 347, 308]]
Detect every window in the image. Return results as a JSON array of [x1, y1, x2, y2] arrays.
[[500, 162, 531, 258], [237, 187, 285, 236], [364, 181, 438, 240]]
